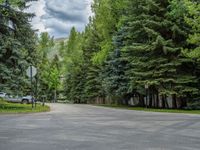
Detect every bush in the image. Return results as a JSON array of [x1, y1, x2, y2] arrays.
[[184, 101, 200, 110]]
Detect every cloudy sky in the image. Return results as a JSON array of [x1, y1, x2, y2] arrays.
[[27, 0, 93, 38]]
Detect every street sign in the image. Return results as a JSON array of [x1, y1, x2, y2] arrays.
[[26, 66, 37, 109], [26, 66, 37, 78]]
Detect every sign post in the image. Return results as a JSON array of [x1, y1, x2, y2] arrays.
[[145, 84, 149, 108], [26, 66, 37, 109]]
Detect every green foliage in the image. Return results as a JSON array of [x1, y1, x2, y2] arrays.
[[119, 0, 198, 107], [91, 0, 126, 64], [62, 0, 200, 109], [62, 25, 103, 103], [35, 32, 62, 101], [0, 0, 37, 95], [1, 0, 199, 109], [183, 0, 200, 59]]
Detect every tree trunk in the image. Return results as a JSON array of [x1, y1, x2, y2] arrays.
[[124, 98, 129, 106], [138, 94, 145, 107], [161, 95, 165, 108], [178, 97, 187, 109], [149, 92, 153, 108], [103, 97, 105, 104], [172, 94, 177, 109], [156, 91, 159, 108], [165, 95, 169, 109], [152, 92, 156, 108]]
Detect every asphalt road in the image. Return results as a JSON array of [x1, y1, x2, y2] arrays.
[[0, 104, 200, 150]]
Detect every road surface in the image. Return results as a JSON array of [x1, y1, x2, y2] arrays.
[[0, 104, 200, 150]]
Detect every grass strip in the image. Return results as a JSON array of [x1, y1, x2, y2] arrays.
[[95, 104, 200, 114], [0, 99, 50, 114]]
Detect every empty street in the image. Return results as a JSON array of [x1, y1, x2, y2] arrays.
[[0, 104, 200, 150]]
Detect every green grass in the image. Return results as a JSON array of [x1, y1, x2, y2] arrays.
[[95, 104, 200, 114], [0, 99, 50, 114]]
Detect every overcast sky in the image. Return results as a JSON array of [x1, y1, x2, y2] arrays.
[[28, 0, 93, 38]]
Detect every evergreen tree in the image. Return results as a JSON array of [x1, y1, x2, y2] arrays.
[[113, 0, 198, 108], [0, 0, 37, 94], [183, 0, 200, 59], [61, 0, 200, 108], [92, 0, 127, 64]]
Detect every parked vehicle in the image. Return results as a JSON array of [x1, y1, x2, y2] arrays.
[[4, 95, 35, 104], [21, 96, 35, 104], [5, 95, 21, 103], [0, 92, 7, 98]]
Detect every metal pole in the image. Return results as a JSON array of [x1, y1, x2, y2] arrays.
[[42, 96, 45, 107], [31, 66, 34, 109], [54, 89, 57, 103], [35, 75, 38, 108], [146, 88, 148, 108]]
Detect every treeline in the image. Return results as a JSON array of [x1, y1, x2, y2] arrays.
[[0, 0, 37, 95], [62, 0, 200, 109], [35, 33, 62, 101], [0, 0, 62, 100], [1, 0, 199, 108]]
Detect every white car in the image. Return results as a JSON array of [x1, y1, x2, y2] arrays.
[[4, 95, 35, 104], [21, 96, 35, 104], [0, 92, 7, 98]]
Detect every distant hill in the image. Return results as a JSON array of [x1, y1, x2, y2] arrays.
[[55, 37, 68, 42], [47, 37, 68, 60]]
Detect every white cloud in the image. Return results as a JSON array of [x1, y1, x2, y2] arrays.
[[28, 0, 93, 38], [27, 0, 46, 32]]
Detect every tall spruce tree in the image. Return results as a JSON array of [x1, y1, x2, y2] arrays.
[[113, 0, 198, 108], [81, 23, 103, 103], [0, 0, 37, 94]]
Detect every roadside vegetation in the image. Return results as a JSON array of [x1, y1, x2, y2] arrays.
[[60, 0, 200, 110], [0, 0, 63, 102], [96, 104, 200, 115], [0, 98, 50, 114]]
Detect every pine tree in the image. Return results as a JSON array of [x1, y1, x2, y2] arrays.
[[61, 0, 199, 108], [114, 0, 198, 108], [81, 23, 103, 103], [183, 0, 200, 59], [0, 0, 37, 94]]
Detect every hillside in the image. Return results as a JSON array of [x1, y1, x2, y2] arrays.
[[47, 38, 68, 60]]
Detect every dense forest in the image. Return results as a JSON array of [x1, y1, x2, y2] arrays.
[[0, 0, 200, 109], [61, 0, 200, 109], [0, 0, 62, 101]]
